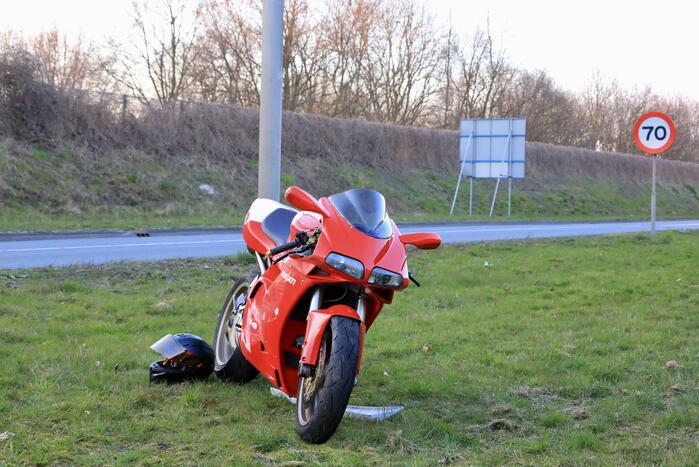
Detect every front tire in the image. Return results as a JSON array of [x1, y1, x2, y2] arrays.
[[212, 270, 259, 384], [295, 316, 360, 444]]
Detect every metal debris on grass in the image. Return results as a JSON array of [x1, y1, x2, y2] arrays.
[[269, 387, 404, 421]]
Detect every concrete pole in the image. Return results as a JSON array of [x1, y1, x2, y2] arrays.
[[258, 0, 284, 201], [650, 155, 657, 238]]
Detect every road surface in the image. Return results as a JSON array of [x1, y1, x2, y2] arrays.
[[1, 219, 699, 270]]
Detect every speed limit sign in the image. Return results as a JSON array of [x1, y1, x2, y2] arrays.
[[633, 111, 676, 238], [633, 111, 676, 155]]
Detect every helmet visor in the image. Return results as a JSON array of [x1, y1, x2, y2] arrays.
[[150, 334, 188, 359]]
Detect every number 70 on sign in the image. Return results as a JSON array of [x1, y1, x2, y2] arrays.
[[633, 111, 676, 155]]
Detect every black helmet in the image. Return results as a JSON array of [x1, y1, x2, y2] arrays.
[[149, 333, 215, 384]]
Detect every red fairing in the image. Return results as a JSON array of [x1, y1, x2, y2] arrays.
[[242, 217, 272, 255], [299, 305, 362, 367], [238, 188, 440, 397], [314, 197, 409, 287]]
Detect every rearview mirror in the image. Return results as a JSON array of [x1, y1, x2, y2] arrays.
[[399, 232, 441, 250], [285, 186, 330, 218]]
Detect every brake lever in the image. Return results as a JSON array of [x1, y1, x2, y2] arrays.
[[267, 227, 322, 264], [270, 244, 313, 265]]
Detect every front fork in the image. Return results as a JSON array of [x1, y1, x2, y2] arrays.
[[298, 287, 366, 375]]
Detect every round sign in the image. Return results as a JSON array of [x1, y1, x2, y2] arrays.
[[633, 112, 676, 155]]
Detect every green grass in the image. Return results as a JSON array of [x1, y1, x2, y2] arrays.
[[2, 232, 699, 464]]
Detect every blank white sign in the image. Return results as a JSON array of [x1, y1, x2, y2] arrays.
[[460, 118, 526, 179]]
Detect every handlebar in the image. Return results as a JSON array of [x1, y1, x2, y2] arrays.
[[269, 240, 299, 256]]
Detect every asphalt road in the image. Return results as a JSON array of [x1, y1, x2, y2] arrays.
[[1, 219, 699, 270]]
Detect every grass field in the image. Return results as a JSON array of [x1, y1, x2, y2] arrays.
[[2, 233, 699, 465]]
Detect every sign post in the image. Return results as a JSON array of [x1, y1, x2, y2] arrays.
[[651, 156, 656, 236], [488, 119, 513, 217], [450, 130, 473, 216], [633, 112, 676, 238]]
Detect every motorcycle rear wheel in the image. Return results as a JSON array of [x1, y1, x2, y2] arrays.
[[295, 316, 360, 444], [212, 270, 259, 384]]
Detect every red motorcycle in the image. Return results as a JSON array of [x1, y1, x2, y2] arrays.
[[212, 186, 440, 443]]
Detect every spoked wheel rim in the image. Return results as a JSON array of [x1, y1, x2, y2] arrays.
[[215, 280, 249, 367], [297, 330, 331, 426]]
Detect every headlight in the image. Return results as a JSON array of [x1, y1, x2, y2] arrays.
[[325, 253, 364, 280], [368, 267, 403, 288]]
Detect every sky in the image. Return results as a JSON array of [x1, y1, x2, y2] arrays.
[[1, 0, 698, 100], [430, 0, 699, 100], [0, 1, 131, 44]]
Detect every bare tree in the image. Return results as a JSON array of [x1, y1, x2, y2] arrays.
[[30, 27, 114, 90], [578, 75, 653, 152], [577, 74, 614, 150], [313, 0, 378, 118], [194, 0, 261, 106], [0, 30, 25, 53], [494, 69, 579, 145], [440, 19, 455, 128], [1, 28, 114, 91], [361, 0, 444, 125], [657, 96, 699, 161], [112, 0, 198, 104], [451, 26, 512, 121], [281, 0, 325, 112], [0, 0, 684, 163]]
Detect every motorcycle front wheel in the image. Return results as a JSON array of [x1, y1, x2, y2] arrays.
[[295, 315, 360, 444]]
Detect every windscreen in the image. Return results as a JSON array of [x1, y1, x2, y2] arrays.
[[329, 188, 393, 239]]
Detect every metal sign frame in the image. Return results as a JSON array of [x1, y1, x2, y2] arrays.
[[450, 118, 526, 217]]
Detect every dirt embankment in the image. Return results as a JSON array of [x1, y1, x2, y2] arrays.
[[1, 74, 698, 225]]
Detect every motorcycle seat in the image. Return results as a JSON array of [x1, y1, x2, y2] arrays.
[[262, 207, 298, 247], [243, 198, 299, 254]]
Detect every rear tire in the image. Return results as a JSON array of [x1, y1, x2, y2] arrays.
[[295, 316, 360, 444], [212, 270, 259, 384]]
